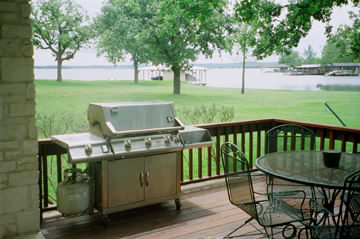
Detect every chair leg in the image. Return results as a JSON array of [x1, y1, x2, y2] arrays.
[[223, 217, 265, 238]]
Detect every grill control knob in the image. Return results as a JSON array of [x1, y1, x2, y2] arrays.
[[164, 135, 171, 145], [145, 137, 152, 148], [124, 139, 132, 151], [174, 135, 181, 144], [84, 144, 93, 156]]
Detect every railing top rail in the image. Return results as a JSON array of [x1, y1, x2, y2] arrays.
[[272, 118, 360, 134], [194, 118, 360, 135]]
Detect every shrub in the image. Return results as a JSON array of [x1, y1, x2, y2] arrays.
[[36, 111, 88, 138], [177, 104, 235, 125]]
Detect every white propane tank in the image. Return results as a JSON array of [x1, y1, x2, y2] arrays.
[[57, 168, 90, 216]]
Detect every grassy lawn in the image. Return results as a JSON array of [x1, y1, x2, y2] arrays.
[[35, 79, 360, 131]]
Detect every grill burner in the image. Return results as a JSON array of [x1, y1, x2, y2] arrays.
[[52, 101, 212, 217]]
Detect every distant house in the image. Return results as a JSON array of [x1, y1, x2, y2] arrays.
[[325, 63, 360, 76], [261, 63, 290, 72], [288, 63, 360, 76], [290, 64, 324, 75], [139, 66, 207, 85]]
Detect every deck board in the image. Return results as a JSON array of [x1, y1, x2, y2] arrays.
[[41, 178, 305, 239]]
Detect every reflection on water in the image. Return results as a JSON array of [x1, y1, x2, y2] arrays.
[[35, 67, 360, 91]]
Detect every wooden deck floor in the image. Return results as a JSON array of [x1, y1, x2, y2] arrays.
[[40, 178, 305, 239]]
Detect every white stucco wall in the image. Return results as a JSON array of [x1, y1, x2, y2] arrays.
[[0, 0, 39, 238]]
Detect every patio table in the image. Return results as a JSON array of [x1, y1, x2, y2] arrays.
[[256, 151, 360, 236]]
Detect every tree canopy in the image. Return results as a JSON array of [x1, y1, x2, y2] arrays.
[[233, 0, 360, 59], [321, 41, 353, 64], [330, 8, 360, 62], [95, 0, 155, 83], [95, 0, 232, 94], [32, 0, 92, 82], [279, 50, 303, 66], [303, 45, 318, 64], [144, 0, 232, 94]]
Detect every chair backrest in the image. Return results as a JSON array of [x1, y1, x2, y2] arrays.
[[221, 142, 258, 219], [265, 124, 316, 154], [341, 169, 360, 226]]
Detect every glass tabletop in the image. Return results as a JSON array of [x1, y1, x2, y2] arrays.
[[256, 151, 360, 189]]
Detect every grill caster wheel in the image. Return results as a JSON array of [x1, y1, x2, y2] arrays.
[[101, 214, 111, 227], [175, 198, 181, 210]]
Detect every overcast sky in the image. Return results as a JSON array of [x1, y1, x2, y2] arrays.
[[33, 1, 355, 66]]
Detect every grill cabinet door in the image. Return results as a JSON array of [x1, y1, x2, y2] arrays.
[[144, 153, 177, 200], [107, 158, 145, 208]]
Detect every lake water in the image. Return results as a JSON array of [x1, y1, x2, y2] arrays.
[[35, 67, 360, 91]]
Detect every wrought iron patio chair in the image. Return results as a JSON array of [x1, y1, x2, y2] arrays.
[[265, 124, 322, 201], [339, 169, 360, 237], [311, 169, 360, 239], [221, 142, 310, 238]]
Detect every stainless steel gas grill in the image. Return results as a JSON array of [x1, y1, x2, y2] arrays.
[[52, 101, 212, 218]]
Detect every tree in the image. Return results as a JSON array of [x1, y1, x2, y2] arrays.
[[233, 0, 360, 59], [232, 23, 256, 94], [95, 0, 154, 84], [278, 50, 303, 67], [321, 40, 353, 64], [303, 45, 317, 64], [145, 0, 232, 95], [330, 8, 360, 62], [32, 0, 92, 82]]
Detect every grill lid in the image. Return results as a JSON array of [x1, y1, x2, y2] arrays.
[[88, 101, 184, 138]]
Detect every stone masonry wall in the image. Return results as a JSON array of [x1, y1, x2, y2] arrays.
[[0, 0, 39, 238]]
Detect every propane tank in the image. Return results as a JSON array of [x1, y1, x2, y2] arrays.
[[57, 168, 90, 216]]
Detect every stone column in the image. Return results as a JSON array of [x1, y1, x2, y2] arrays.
[[0, 0, 39, 238]]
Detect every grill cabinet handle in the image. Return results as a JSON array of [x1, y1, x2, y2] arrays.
[[145, 171, 150, 186], [139, 171, 144, 187]]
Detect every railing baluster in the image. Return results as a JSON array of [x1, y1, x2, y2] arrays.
[[180, 150, 184, 182], [189, 149, 193, 180], [207, 146, 212, 177], [257, 130, 261, 158], [42, 155, 49, 208], [301, 134, 305, 150], [329, 130, 335, 149], [233, 126, 237, 145], [320, 129, 325, 150], [283, 132, 288, 151], [241, 129, 245, 153], [353, 142, 358, 153], [290, 130, 296, 151], [225, 127, 229, 142], [216, 129, 220, 176], [340, 135, 346, 152], [198, 148, 202, 179], [56, 154, 62, 183], [249, 131, 253, 168]]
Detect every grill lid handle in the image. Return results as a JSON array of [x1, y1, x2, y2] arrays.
[[105, 120, 184, 137]]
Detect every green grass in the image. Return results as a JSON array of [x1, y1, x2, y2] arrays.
[[36, 79, 360, 129]]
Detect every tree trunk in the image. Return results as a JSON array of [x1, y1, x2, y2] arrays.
[[241, 49, 246, 94], [133, 60, 139, 84], [172, 66, 181, 95], [57, 58, 63, 82]]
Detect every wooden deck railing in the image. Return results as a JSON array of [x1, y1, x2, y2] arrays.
[[38, 118, 360, 219]]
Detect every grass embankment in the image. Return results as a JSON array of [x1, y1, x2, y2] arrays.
[[36, 79, 360, 129]]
